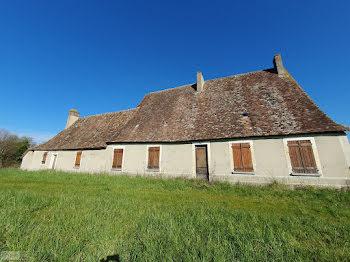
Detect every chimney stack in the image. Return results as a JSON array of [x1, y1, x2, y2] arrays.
[[66, 109, 79, 129], [273, 54, 286, 77], [196, 72, 205, 92]]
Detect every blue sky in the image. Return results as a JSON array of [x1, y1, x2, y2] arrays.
[[0, 0, 349, 143]]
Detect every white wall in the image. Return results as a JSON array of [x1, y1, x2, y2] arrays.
[[21, 150, 34, 169], [339, 134, 350, 168], [315, 135, 349, 178], [21, 134, 350, 188]]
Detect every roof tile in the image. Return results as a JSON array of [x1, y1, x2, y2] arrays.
[[34, 68, 349, 150]]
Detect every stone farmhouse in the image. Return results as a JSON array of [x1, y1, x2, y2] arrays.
[[21, 55, 350, 188]]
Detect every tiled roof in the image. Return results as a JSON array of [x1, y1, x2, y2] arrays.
[[110, 68, 348, 143], [35, 67, 349, 150], [35, 109, 137, 150]]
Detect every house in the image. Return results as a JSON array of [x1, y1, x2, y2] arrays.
[[21, 54, 350, 188]]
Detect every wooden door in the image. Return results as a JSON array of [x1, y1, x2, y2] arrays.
[[195, 145, 209, 180], [52, 154, 57, 169]]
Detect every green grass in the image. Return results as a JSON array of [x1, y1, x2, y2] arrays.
[[0, 169, 349, 261]]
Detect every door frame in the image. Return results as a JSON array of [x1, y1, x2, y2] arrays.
[[192, 142, 211, 180]]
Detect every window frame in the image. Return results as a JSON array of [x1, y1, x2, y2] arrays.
[[229, 140, 256, 175], [111, 146, 125, 172], [146, 145, 161, 172], [283, 137, 322, 177]]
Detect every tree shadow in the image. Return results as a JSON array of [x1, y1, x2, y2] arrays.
[[100, 254, 120, 262]]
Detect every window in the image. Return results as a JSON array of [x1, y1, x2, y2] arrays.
[[112, 149, 124, 169], [148, 147, 160, 170], [75, 152, 82, 168], [41, 152, 48, 164], [287, 140, 317, 174], [232, 143, 253, 172]]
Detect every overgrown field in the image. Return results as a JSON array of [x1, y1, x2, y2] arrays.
[[0, 169, 349, 261]]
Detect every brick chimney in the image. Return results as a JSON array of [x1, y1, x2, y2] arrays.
[[197, 72, 205, 92], [273, 54, 286, 77], [66, 109, 79, 129]]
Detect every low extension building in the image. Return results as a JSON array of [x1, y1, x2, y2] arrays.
[[21, 54, 350, 188]]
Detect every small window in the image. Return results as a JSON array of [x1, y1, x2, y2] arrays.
[[75, 152, 82, 168], [112, 149, 124, 169], [287, 140, 318, 174], [41, 152, 48, 164], [148, 147, 160, 170], [232, 143, 253, 172]]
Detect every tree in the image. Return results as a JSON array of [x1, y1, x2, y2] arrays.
[[16, 136, 34, 162], [0, 129, 35, 168]]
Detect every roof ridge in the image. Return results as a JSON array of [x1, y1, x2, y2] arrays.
[[80, 107, 137, 119], [146, 68, 274, 96], [205, 68, 275, 82], [148, 83, 193, 95]]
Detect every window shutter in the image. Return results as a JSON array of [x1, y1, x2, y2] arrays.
[[148, 148, 153, 169], [148, 147, 160, 169], [299, 140, 317, 173], [232, 143, 253, 172], [241, 143, 253, 172], [287, 140, 317, 174], [232, 144, 243, 171], [42, 152, 48, 164], [287, 141, 304, 173], [154, 147, 160, 168], [75, 152, 82, 167], [112, 149, 123, 169]]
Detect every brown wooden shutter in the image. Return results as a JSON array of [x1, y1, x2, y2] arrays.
[[287, 140, 317, 174], [148, 148, 153, 169], [154, 147, 160, 168], [75, 152, 82, 167], [241, 143, 253, 172], [148, 147, 160, 169], [232, 143, 253, 172], [287, 141, 304, 173], [112, 149, 123, 169], [42, 152, 48, 164], [299, 140, 317, 173], [232, 144, 243, 171]]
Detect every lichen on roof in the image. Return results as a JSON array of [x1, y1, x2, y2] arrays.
[[34, 68, 349, 150]]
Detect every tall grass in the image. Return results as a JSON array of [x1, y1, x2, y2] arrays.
[[0, 168, 349, 261]]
